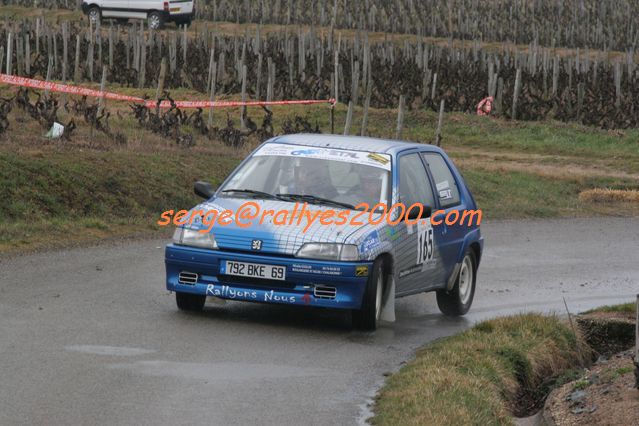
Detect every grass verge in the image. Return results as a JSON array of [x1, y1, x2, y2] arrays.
[[371, 313, 590, 425], [583, 302, 636, 315], [0, 148, 239, 254]]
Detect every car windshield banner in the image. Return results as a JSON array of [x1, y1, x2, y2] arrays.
[[253, 143, 392, 170]]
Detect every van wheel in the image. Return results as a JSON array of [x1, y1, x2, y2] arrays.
[[148, 11, 164, 30], [436, 249, 477, 316], [352, 259, 385, 331], [87, 7, 101, 25], [176, 292, 206, 311]]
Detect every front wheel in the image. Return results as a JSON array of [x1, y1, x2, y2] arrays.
[[176, 292, 206, 311], [87, 6, 101, 25], [148, 11, 164, 30], [352, 259, 386, 330], [436, 249, 477, 316]]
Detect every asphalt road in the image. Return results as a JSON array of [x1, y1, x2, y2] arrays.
[[1, 218, 638, 425]]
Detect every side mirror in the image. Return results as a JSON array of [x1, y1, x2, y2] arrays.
[[194, 181, 216, 199], [406, 204, 432, 220]]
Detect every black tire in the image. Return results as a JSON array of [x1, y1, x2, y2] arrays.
[[87, 6, 101, 25], [352, 258, 386, 331], [436, 249, 477, 316], [176, 292, 206, 311], [148, 11, 164, 30]]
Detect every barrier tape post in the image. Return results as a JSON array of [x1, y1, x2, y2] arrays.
[[330, 99, 335, 134]]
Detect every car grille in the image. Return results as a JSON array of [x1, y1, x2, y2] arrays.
[[178, 271, 198, 285], [314, 285, 337, 299]]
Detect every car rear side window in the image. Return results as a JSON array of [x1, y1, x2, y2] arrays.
[[421, 153, 461, 208], [398, 154, 435, 208]]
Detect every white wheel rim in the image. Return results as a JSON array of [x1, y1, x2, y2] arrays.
[[89, 10, 99, 22], [374, 273, 383, 320], [458, 256, 473, 305], [149, 16, 160, 28]]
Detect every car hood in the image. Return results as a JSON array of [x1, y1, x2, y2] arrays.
[[185, 197, 375, 256]]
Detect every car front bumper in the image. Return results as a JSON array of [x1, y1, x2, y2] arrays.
[[165, 244, 372, 309]]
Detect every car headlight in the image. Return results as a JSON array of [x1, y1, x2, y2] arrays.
[[172, 227, 219, 249], [295, 243, 359, 261]]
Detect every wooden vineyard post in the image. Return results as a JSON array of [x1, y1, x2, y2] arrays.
[[343, 100, 354, 135], [62, 23, 68, 81], [25, 33, 31, 77], [5, 31, 12, 75], [138, 27, 146, 89], [155, 58, 167, 105], [73, 33, 81, 84], [208, 62, 217, 127], [108, 25, 114, 70], [44, 57, 53, 97], [360, 61, 372, 136], [330, 102, 335, 134], [512, 68, 522, 120], [98, 67, 108, 116], [395, 94, 405, 140], [240, 64, 248, 131], [88, 27, 94, 82], [435, 99, 445, 147]]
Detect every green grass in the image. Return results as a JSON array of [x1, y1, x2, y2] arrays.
[[615, 366, 635, 376], [0, 149, 239, 253], [583, 302, 636, 315], [371, 314, 589, 426], [572, 379, 591, 391]]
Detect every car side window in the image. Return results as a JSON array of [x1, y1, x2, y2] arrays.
[[398, 154, 435, 208], [421, 153, 461, 208]]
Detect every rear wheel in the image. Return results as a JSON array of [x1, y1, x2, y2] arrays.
[[436, 249, 476, 316], [176, 292, 206, 311], [87, 6, 101, 25], [353, 258, 385, 330], [148, 11, 164, 30]]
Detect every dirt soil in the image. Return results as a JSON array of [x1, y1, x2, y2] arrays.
[[544, 350, 639, 426]]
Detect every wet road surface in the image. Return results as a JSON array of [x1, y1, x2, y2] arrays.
[[1, 218, 638, 425]]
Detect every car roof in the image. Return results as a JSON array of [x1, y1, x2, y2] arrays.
[[269, 134, 444, 156]]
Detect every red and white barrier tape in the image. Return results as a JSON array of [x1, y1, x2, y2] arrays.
[[146, 99, 336, 109], [0, 73, 336, 109], [0, 74, 144, 102]]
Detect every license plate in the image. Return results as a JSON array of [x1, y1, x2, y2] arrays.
[[222, 261, 286, 281]]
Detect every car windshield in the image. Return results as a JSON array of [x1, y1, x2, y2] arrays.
[[220, 143, 392, 209]]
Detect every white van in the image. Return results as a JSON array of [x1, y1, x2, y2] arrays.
[[81, 0, 195, 29]]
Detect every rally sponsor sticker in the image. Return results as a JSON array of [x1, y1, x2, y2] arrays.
[[254, 143, 392, 170]]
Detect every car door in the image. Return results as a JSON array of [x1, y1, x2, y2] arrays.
[[394, 151, 445, 296], [421, 152, 466, 280], [100, 0, 131, 18], [126, 0, 153, 18]]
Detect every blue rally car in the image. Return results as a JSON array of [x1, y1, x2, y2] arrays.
[[165, 134, 483, 330]]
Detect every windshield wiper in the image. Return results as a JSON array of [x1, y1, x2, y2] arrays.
[[221, 189, 281, 200], [276, 193, 355, 210]]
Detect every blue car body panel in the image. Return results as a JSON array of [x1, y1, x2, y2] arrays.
[[165, 134, 483, 310]]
